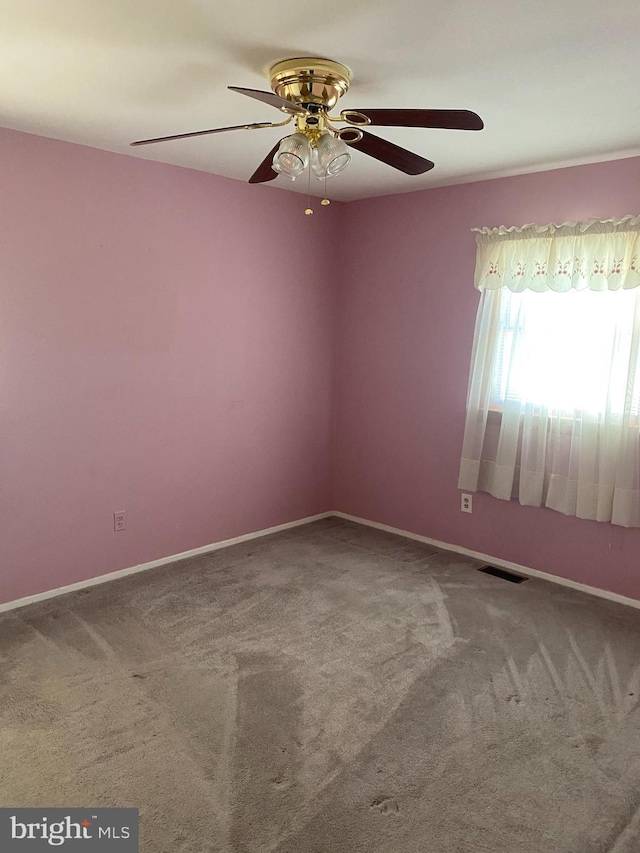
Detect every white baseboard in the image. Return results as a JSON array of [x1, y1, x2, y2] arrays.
[[332, 511, 640, 611], [3, 508, 638, 615], [0, 512, 333, 615]]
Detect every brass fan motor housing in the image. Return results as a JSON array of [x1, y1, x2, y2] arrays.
[[269, 58, 351, 110]]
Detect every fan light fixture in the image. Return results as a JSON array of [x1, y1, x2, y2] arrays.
[[275, 131, 352, 182], [314, 134, 352, 178], [271, 132, 310, 179]]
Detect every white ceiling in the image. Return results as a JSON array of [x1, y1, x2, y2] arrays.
[[1, 0, 639, 202]]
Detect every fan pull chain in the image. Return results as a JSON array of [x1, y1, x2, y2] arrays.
[[322, 172, 330, 206], [305, 159, 313, 215]]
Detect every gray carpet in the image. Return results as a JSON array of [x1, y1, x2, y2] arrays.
[[2, 517, 640, 853]]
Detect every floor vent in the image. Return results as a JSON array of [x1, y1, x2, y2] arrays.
[[479, 565, 528, 584]]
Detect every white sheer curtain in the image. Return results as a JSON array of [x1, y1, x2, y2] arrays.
[[458, 216, 640, 527]]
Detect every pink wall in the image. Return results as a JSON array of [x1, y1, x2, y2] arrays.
[[0, 127, 338, 604], [4, 125, 640, 607], [334, 156, 640, 601]]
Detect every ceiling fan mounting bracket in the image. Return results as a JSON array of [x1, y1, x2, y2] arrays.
[[339, 110, 371, 126], [338, 127, 364, 144], [269, 58, 351, 110]]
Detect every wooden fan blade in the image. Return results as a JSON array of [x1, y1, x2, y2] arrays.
[[248, 141, 282, 184], [348, 109, 484, 131], [342, 130, 434, 175], [228, 86, 307, 116], [131, 122, 271, 146]]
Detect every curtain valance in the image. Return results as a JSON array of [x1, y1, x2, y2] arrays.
[[472, 215, 640, 292]]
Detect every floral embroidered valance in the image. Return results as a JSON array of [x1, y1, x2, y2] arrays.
[[472, 215, 640, 292]]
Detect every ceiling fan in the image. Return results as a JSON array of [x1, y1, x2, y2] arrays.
[[131, 57, 484, 185]]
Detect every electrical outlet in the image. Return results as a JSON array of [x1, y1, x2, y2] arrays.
[[114, 511, 126, 531], [461, 494, 473, 514]]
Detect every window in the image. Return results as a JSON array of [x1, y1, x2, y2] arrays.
[[458, 216, 640, 527], [491, 287, 639, 416]]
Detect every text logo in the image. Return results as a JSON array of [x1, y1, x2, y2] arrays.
[[1, 809, 138, 851]]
